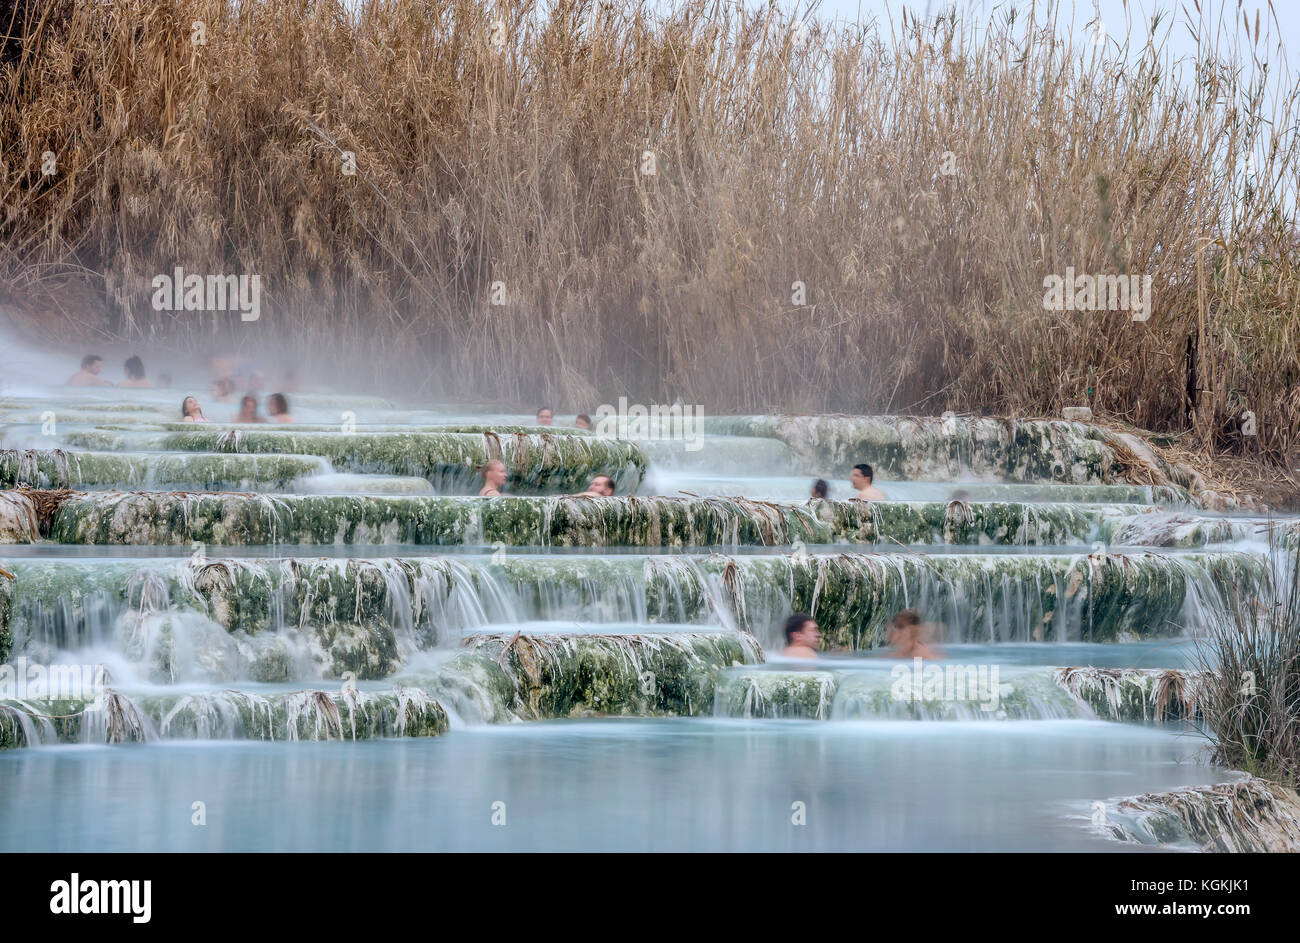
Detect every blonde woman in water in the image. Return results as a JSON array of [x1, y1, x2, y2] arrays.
[[479, 460, 507, 496]]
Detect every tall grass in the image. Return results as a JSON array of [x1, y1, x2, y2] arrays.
[[1194, 544, 1300, 786], [0, 0, 1297, 463]]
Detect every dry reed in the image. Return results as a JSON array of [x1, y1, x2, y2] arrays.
[[0, 0, 1296, 467]]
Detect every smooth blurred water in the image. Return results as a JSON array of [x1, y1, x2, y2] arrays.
[[0, 718, 1223, 852], [0, 376, 1282, 853], [641, 472, 1182, 504], [807, 640, 1198, 668]]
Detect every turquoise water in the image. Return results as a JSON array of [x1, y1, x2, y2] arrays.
[[0, 718, 1221, 852], [791, 640, 1196, 668], [1, 382, 1292, 852]]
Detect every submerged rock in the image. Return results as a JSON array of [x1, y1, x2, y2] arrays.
[[1099, 779, 1300, 852], [714, 664, 1083, 721], [0, 491, 39, 543], [395, 650, 521, 724], [1108, 512, 1290, 548]]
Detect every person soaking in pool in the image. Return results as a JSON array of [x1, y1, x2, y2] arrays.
[[66, 353, 113, 387], [233, 395, 266, 423], [479, 459, 507, 496], [578, 474, 615, 497], [181, 396, 209, 423], [536, 406, 554, 426], [887, 609, 941, 660], [266, 392, 294, 423], [850, 463, 887, 501], [781, 614, 822, 658], [121, 355, 152, 388]]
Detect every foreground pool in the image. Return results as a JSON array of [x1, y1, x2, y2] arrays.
[[0, 718, 1224, 852]]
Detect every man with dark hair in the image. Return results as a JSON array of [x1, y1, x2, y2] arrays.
[[536, 406, 554, 426], [781, 613, 821, 659], [850, 463, 886, 501], [579, 474, 615, 497], [574, 413, 592, 430], [66, 354, 112, 387], [121, 355, 151, 388]]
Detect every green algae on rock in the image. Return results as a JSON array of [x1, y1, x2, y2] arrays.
[[1053, 666, 1202, 722], [691, 550, 1257, 647], [713, 669, 839, 719], [392, 650, 522, 724], [700, 415, 1243, 507], [2, 548, 1257, 664], [151, 429, 646, 494], [461, 629, 763, 718], [142, 687, 449, 741], [44, 491, 1142, 548], [0, 690, 151, 748], [0, 686, 449, 747], [2, 448, 328, 491]]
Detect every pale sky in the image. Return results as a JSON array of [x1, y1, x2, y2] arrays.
[[780, 0, 1294, 59]]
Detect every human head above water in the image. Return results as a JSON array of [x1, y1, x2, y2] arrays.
[[81, 354, 103, 374], [181, 396, 203, 418], [536, 406, 553, 426], [268, 393, 289, 416], [588, 474, 614, 496], [850, 463, 874, 489], [783, 613, 820, 647], [889, 609, 923, 640], [482, 459, 508, 488], [811, 479, 829, 499], [124, 355, 145, 380], [575, 414, 592, 430]]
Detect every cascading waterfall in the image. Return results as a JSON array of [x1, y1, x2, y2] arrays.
[[713, 664, 1091, 721], [12, 489, 1170, 547], [1, 391, 1295, 853], [0, 549, 1260, 668]]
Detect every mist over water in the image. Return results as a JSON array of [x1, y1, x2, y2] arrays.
[[0, 319, 1295, 853]]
